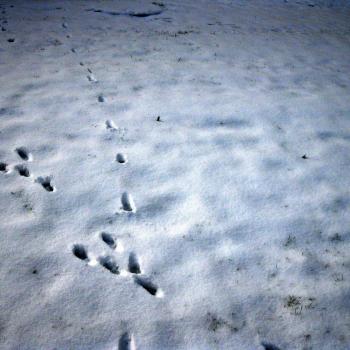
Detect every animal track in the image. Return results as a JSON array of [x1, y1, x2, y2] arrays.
[[72, 244, 89, 261], [121, 192, 136, 212], [87, 74, 97, 82], [128, 252, 141, 274], [105, 119, 117, 130], [116, 153, 127, 164], [134, 276, 163, 297], [98, 95, 105, 102], [15, 164, 30, 177], [36, 176, 55, 192], [71, 238, 163, 297], [119, 332, 136, 350], [261, 342, 281, 350], [0, 162, 9, 173], [100, 231, 120, 250], [99, 255, 120, 274], [16, 147, 32, 161]]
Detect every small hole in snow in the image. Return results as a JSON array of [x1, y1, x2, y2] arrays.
[[72, 244, 88, 261], [128, 252, 141, 274], [116, 153, 127, 164], [15, 164, 30, 177], [134, 276, 162, 296], [16, 147, 31, 161], [101, 232, 116, 249], [36, 176, 55, 192], [261, 342, 281, 350], [0, 162, 8, 172], [99, 256, 119, 274]]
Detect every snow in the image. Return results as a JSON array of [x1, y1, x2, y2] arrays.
[[0, 0, 350, 349]]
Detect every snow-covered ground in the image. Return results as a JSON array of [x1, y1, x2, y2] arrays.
[[1, 1, 350, 349]]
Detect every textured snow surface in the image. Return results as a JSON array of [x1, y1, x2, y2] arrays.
[[0, 1, 350, 349]]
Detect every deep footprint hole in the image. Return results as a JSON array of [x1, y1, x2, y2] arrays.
[[72, 244, 88, 261], [37, 176, 55, 192], [99, 256, 119, 274], [116, 153, 127, 164], [128, 252, 141, 274], [16, 165, 30, 177], [41, 179, 54, 192], [261, 342, 281, 350], [134, 276, 160, 296], [121, 192, 136, 212], [101, 232, 116, 249], [0, 162, 8, 172], [118, 333, 135, 350], [16, 147, 30, 161]]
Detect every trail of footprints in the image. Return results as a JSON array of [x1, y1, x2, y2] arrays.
[[72, 31, 129, 172], [72, 232, 163, 298], [72, 34, 147, 299], [0, 19, 151, 346], [76, 48, 136, 212], [0, 147, 56, 192], [1, 14, 153, 299]]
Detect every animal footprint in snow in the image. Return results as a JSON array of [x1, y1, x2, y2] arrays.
[[87, 74, 97, 82], [134, 275, 163, 297], [72, 244, 89, 261], [15, 164, 30, 177], [116, 153, 127, 164], [261, 342, 281, 350], [106, 120, 117, 131], [98, 95, 105, 103], [101, 232, 116, 249], [128, 252, 141, 274], [36, 176, 55, 192], [101, 232, 124, 252], [0, 162, 9, 173], [119, 332, 136, 350], [121, 192, 136, 212], [16, 147, 32, 161], [98, 255, 120, 274]]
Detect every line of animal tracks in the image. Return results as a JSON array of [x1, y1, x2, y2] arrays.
[[0, 9, 167, 348]]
